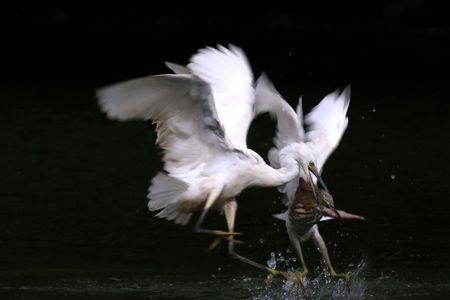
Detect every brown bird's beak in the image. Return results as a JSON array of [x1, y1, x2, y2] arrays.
[[322, 208, 365, 221]]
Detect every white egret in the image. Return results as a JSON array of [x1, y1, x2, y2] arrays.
[[96, 45, 305, 269], [264, 84, 365, 283]]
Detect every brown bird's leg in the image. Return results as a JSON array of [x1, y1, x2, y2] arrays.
[[312, 229, 350, 282], [194, 187, 240, 238], [287, 230, 309, 284], [223, 199, 290, 283]]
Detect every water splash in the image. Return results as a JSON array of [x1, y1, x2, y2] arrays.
[[251, 257, 368, 299], [267, 252, 277, 269]]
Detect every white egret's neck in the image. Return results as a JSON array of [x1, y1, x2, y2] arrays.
[[279, 144, 299, 170], [248, 144, 303, 188]]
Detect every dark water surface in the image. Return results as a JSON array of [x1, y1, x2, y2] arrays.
[[1, 81, 450, 299]]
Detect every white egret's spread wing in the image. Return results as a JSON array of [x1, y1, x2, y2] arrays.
[[96, 74, 233, 174], [305, 86, 350, 173], [255, 74, 304, 151], [188, 45, 255, 150], [269, 86, 350, 206]]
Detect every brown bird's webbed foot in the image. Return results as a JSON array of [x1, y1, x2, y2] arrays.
[[330, 270, 351, 281], [331, 270, 353, 292], [264, 268, 290, 284], [265, 268, 309, 285], [293, 267, 309, 284]]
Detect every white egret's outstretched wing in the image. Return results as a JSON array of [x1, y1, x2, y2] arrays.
[[305, 86, 350, 173], [269, 86, 350, 205], [96, 74, 233, 175], [188, 45, 255, 150], [255, 74, 304, 153]]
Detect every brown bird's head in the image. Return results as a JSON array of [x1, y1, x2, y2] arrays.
[[307, 161, 365, 221]]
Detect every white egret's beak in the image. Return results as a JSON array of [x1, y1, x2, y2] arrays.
[[308, 163, 328, 192], [308, 162, 342, 220]]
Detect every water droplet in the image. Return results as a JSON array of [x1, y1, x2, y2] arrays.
[[390, 174, 396, 179], [217, 267, 222, 271], [259, 238, 264, 244], [267, 252, 277, 269], [361, 116, 365, 120], [372, 108, 376, 112]]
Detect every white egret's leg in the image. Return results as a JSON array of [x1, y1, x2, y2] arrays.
[[312, 229, 350, 282], [194, 187, 240, 237], [287, 230, 309, 283], [224, 199, 239, 253], [223, 200, 290, 282]]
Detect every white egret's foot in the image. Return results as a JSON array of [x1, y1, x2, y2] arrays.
[[206, 236, 244, 252], [195, 228, 242, 237]]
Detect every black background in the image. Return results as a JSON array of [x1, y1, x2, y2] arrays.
[[2, 1, 450, 82], [1, 0, 450, 291]]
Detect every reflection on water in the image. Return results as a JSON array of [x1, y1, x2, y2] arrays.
[[2, 263, 450, 299]]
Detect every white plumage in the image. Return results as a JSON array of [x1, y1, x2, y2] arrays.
[[264, 86, 359, 283], [97, 45, 300, 227], [268, 86, 350, 205], [97, 45, 358, 279]]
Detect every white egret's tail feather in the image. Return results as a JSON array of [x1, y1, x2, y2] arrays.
[[155, 203, 179, 220], [155, 203, 192, 225], [149, 173, 192, 225], [174, 212, 192, 225], [148, 172, 188, 211]]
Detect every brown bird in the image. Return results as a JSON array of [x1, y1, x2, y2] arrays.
[[261, 84, 365, 284], [271, 162, 365, 283]]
